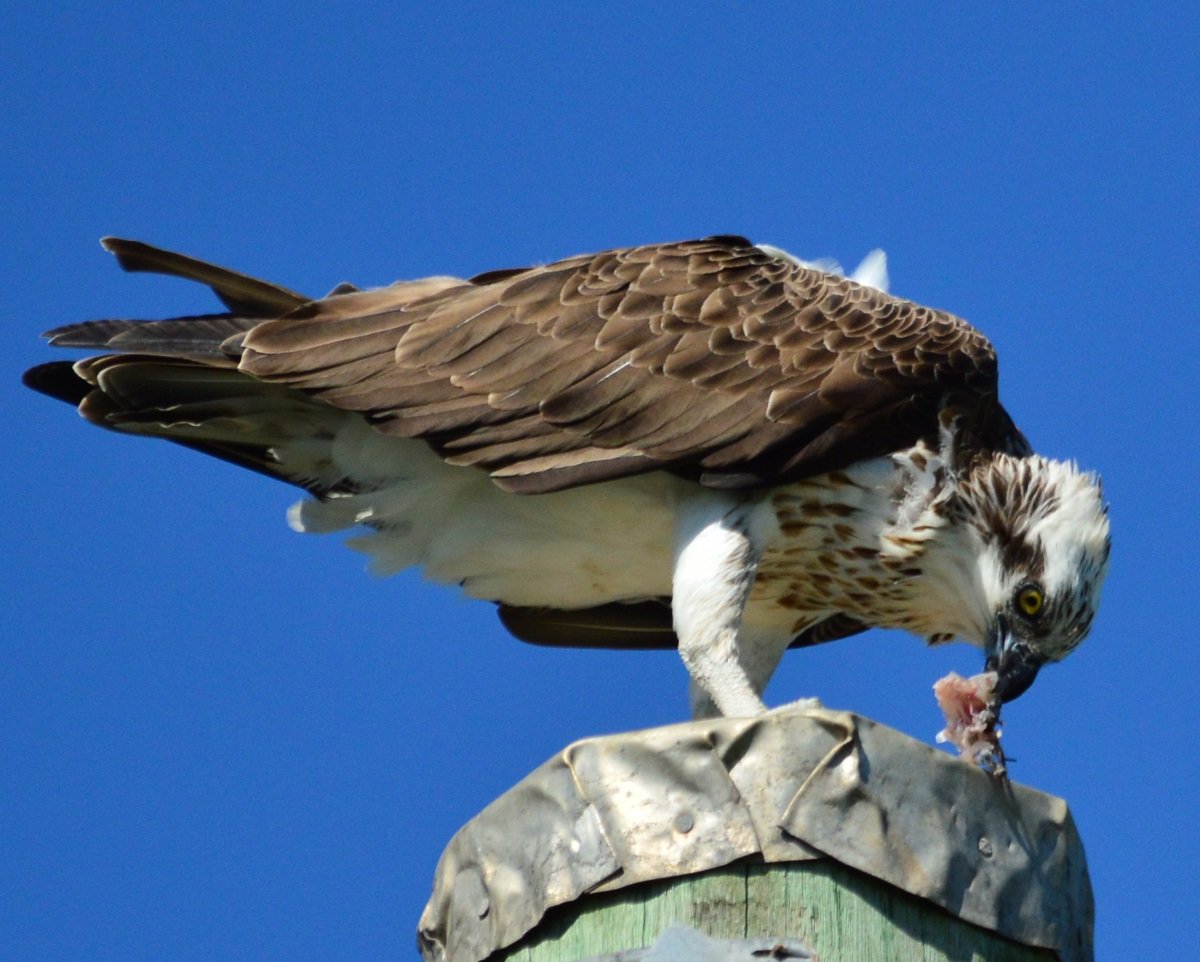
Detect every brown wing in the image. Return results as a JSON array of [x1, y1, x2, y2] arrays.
[[497, 601, 866, 652], [31, 235, 1011, 494], [235, 235, 1006, 492]]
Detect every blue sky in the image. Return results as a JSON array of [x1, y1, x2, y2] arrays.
[[4, 4, 1197, 960]]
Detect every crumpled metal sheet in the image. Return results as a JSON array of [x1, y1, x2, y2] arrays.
[[418, 702, 1093, 962]]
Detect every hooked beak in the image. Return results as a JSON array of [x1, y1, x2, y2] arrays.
[[985, 614, 1044, 704]]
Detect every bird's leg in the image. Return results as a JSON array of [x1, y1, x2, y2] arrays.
[[673, 499, 769, 719]]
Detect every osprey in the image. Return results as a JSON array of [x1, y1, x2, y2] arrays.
[[25, 236, 1110, 718]]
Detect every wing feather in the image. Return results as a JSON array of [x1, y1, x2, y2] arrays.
[[33, 235, 1011, 494], [100, 237, 309, 316]]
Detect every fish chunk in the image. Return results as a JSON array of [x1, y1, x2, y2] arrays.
[[933, 671, 1006, 775]]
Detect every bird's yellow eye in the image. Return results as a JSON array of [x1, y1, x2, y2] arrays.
[[1017, 586, 1044, 618]]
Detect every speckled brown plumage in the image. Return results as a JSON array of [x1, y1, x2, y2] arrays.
[[238, 236, 1018, 493], [30, 235, 1021, 496]]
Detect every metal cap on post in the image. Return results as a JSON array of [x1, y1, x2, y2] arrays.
[[419, 703, 1092, 962]]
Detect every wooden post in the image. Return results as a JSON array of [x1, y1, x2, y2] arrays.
[[497, 861, 1056, 962], [420, 705, 1091, 962]]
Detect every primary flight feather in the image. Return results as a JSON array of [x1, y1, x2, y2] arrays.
[[25, 235, 1110, 719]]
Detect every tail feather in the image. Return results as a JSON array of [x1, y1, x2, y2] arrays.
[[45, 314, 260, 363], [38, 237, 316, 362], [28, 356, 350, 495], [22, 361, 91, 406], [26, 240, 355, 495], [99, 237, 310, 316]]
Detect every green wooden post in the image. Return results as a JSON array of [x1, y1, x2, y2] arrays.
[[497, 861, 1056, 962]]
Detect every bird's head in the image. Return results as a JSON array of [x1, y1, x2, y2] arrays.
[[957, 454, 1111, 703]]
